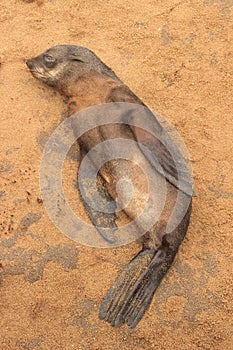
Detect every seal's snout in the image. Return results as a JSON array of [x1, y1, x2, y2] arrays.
[[26, 59, 34, 70]]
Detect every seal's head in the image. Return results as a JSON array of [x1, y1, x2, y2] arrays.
[[26, 45, 119, 90]]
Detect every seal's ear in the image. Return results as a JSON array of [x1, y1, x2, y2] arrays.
[[68, 54, 85, 63]]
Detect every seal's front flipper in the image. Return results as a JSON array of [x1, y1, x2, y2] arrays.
[[79, 172, 118, 244], [99, 247, 175, 327]]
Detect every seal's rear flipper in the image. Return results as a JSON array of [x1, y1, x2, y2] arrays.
[[99, 247, 174, 327]]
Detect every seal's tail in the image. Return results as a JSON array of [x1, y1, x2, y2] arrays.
[[99, 245, 175, 327], [99, 202, 192, 327]]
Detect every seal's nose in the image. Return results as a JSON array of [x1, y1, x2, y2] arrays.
[[26, 59, 33, 70]]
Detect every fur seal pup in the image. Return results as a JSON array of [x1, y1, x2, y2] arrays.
[[26, 45, 193, 327]]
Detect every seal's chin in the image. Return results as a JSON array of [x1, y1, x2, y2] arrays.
[[29, 69, 45, 79]]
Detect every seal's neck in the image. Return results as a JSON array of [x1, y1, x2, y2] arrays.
[[57, 71, 121, 114]]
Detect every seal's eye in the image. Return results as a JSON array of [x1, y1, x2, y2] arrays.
[[43, 54, 56, 68], [44, 54, 53, 62]]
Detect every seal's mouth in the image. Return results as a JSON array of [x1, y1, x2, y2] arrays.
[[26, 59, 48, 81], [26, 58, 59, 88]]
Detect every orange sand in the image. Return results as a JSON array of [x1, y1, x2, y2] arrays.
[[0, 0, 232, 349]]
